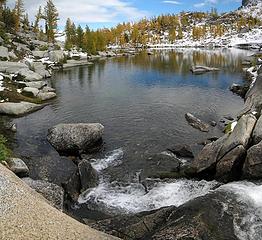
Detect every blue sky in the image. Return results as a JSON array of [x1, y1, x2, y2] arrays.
[[8, 0, 243, 29]]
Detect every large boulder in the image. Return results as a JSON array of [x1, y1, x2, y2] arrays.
[[22, 87, 40, 97], [187, 134, 228, 179], [18, 68, 43, 81], [0, 163, 118, 240], [63, 159, 99, 201], [47, 123, 104, 154], [28, 62, 51, 78], [48, 50, 65, 63], [185, 113, 209, 132], [218, 114, 256, 159], [37, 91, 56, 101], [0, 46, 9, 61], [0, 61, 28, 74], [252, 113, 262, 144], [23, 177, 64, 210], [0, 102, 44, 116], [215, 145, 246, 182], [239, 75, 262, 116], [32, 50, 48, 59], [243, 141, 262, 179]]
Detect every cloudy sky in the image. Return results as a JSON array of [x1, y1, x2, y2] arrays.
[[7, 0, 242, 29]]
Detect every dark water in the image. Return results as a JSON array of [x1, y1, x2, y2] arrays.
[[1, 48, 249, 185]]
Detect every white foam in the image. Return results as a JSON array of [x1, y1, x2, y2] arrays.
[[219, 182, 262, 240], [78, 179, 218, 214], [90, 148, 124, 172]]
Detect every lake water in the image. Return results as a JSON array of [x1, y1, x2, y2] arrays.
[[1, 48, 251, 219]]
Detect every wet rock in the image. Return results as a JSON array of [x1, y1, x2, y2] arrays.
[[187, 134, 228, 179], [167, 144, 194, 158], [243, 141, 262, 179], [17, 68, 43, 81], [142, 152, 183, 179], [230, 83, 249, 98], [190, 65, 220, 74], [216, 145, 246, 182], [64, 159, 99, 201], [42, 86, 55, 92], [78, 159, 99, 192], [88, 207, 175, 239], [252, 113, 262, 145], [218, 114, 256, 159], [210, 121, 217, 127], [185, 113, 209, 132], [0, 101, 44, 116], [37, 91, 56, 101], [23, 177, 64, 210], [7, 158, 29, 177], [89, 190, 244, 240], [47, 123, 104, 154]]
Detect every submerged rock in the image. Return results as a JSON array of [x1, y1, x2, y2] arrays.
[[23, 177, 64, 210], [47, 123, 104, 154], [185, 113, 209, 132], [0, 101, 44, 116], [167, 144, 194, 158], [190, 65, 220, 74]]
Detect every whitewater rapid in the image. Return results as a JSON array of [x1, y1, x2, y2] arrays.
[[78, 148, 262, 239]]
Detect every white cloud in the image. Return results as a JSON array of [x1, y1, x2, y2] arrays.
[[7, 0, 148, 26], [162, 0, 182, 4]]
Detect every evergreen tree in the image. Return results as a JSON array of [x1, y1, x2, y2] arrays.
[[76, 25, 84, 49], [14, 0, 24, 31], [34, 6, 42, 33], [44, 0, 59, 42]]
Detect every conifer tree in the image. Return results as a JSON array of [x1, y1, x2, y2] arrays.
[[34, 6, 42, 33], [44, 0, 59, 42], [14, 0, 24, 31]]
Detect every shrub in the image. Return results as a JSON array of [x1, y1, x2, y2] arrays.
[[0, 134, 11, 162]]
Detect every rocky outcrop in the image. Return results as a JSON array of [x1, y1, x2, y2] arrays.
[[187, 114, 257, 182], [0, 61, 28, 74], [23, 177, 64, 210], [47, 123, 104, 154], [17, 68, 43, 81], [242, 0, 262, 6], [48, 50, 65, 63], [0, 101, 44, 116], [185, 113, 209, 132], [0, 164, 118, 240], [252, 113, 262, 144], [89, 190, 249, 240], [239, 74, 262, 116], [243, 141, 262, 178], [0, 46, 9, 61]]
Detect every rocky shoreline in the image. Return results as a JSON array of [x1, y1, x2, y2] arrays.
[[1, 29, 262, 239]]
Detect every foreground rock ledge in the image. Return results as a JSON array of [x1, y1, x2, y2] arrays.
[[47, 123, 104, 154], [0, 164, 118, 240]]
